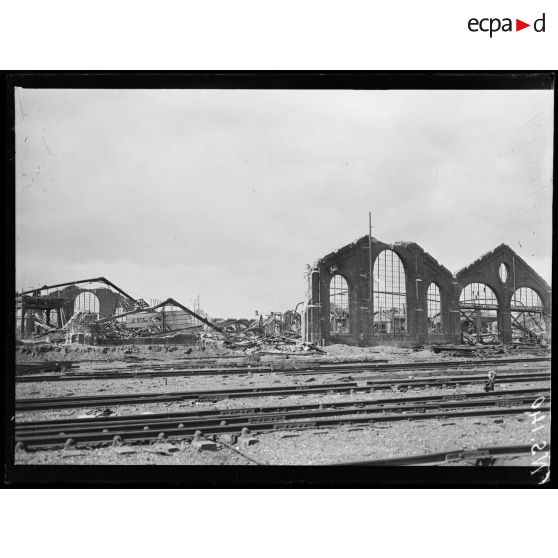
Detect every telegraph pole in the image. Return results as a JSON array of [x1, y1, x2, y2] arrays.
[[368, 211, 373, 303]]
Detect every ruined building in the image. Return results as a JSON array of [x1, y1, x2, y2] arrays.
[[16, 278, 137, 339], [303, 238, 551, 347], [15, 277, 209, 344]]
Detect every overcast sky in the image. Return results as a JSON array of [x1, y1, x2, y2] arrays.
[[15, 88, 553, 318]]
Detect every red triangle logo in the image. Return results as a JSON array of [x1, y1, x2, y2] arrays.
[[516, 19, 530, 31]]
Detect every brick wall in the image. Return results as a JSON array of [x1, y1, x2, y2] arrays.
[[304, 239, 550, 347]]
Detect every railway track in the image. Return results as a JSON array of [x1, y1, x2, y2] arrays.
[[16, 371, 550, 411], [83, 356, 550, 371], [15, 361, 77, 375], [15, 356, 550, 382], [17, 387, 549, 429], [15, 389, 549, 450], [327, 444, 550, 466]]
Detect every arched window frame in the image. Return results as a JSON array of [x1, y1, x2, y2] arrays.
[[511, 286, 544, 310], [510, 286, 546, 343], [329, 274, 350, 335], [73, 291, 100, 316], [373, 249, 407, 335], [426, 282, 442, 334], [459, 282, 500, 342], [459, 283, 499, 308]]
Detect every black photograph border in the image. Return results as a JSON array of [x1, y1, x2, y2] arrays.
[[3, 70, 555, 487]]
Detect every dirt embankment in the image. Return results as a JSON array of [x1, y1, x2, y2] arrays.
[[15, 340, 444, 363], [15, 342, 236, 363], [15, 340, 548, 368]]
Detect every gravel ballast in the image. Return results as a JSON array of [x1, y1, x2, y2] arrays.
[[13, 348, 551, 467]]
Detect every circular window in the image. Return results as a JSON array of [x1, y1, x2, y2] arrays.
[[498, 262, 509, 284]]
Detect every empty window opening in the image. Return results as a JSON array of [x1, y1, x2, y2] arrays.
[[29, 309, 63, 333], [511, 287, 546, 344], [73, 291, 100, 317], [427, 283, 442, 334], [330, 275, 350, 334], [373, 250, 407, 335], [459, 283, 499, 344], [498, 263, 509, 284], [44, 309, 62, 328]]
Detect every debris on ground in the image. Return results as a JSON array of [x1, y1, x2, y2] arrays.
[[78, 407, 116, 418], [484, 371, 496, 392]]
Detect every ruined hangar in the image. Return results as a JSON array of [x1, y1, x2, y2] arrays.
[[302, 237, 551, 347]]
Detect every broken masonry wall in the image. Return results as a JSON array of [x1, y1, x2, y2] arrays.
[[304, 236, 460, 347], [57, 285, 126, 318], [455, 244, 552, 344], [305, 238, 551, 347], [303, 265, 322, 344], [44, 285, 128, 322], [17, 284, 133, 341]]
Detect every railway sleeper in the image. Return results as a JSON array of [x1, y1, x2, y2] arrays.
[[16, 391, 550, 436], [16, 405, 551, 451]]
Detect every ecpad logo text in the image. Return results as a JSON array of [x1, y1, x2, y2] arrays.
[[468, 13, 545, 37]]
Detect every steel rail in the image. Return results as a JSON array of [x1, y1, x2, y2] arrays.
[[15, 357, 550, 382], [326, 444, 550, 466], [17, 387, 548, 428], [89, 355, 543, 374], [116, 355, 549, 370], [15, 361, 77, 375], [16, 389, 550, 436], [15, 372, 551, 411], [110, 365, 551, 381], [15, 404, 550, 450], [16, 366, 550, 392], [15, 364, 549, 383], [15, 356, 548, 375]]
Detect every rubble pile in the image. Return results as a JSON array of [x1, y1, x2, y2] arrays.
[[200, 312, 322, 355], [430, 342, 550, 358], [64, 311, 99, 344]]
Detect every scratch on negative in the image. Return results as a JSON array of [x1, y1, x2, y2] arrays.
[[42, 136, 55, 157]]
